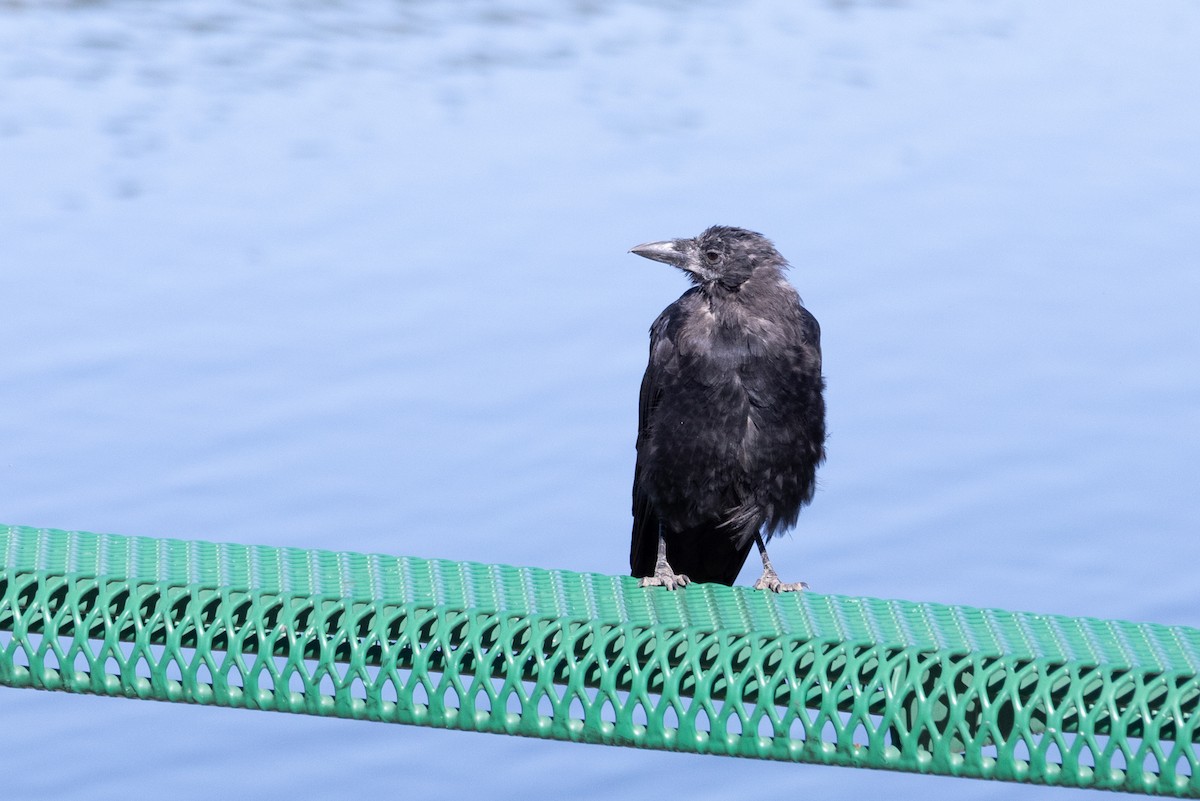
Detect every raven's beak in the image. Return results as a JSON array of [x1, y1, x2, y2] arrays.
[[630, 239, 685, 267]]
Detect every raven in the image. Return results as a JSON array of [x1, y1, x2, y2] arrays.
[[629, 226, 825, 592]]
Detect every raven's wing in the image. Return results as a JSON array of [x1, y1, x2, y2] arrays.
[[630, 314, 670, 577], [630, 307, 756, 585]]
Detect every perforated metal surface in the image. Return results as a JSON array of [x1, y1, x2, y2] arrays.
[[2, 524, 1198, 795]]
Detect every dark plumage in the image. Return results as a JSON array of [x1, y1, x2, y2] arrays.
[[629, 226, 826, 591]]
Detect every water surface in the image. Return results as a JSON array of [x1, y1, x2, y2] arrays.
[[2, 2, 1198, 798]]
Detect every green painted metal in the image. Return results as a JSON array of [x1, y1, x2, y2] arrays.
[[1, 524, 1198, 795]]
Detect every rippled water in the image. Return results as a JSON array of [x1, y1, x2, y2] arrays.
[[2, 1, 1198, 798]]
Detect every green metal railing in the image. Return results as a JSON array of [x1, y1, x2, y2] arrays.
[[1, 524, 1198, 795]]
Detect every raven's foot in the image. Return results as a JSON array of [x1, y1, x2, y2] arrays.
[[751, 534, 806, 592], [639, 564, 690, 590], [753, 567, 808, 593]]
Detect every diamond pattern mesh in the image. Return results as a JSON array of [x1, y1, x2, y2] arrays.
[[2, 524, 1198, 795]]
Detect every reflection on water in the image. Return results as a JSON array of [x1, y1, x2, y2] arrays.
[[2, 1, 1199, 800]]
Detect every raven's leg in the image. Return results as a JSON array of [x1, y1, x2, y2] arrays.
[[752, 534, 807, 592], [638, 526, 690, 590]]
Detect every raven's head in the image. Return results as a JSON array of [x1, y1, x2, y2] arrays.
[[630, 225, 787, 289]]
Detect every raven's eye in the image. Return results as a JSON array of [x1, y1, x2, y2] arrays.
[[704, 250, 720, 262]]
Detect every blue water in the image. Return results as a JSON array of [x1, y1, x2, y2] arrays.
[[2, 1, 1198, 798]]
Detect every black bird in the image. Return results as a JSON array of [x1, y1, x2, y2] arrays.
[[629, 226, 826, 592]]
